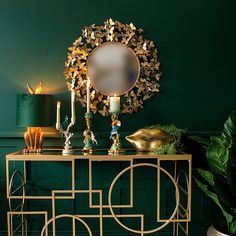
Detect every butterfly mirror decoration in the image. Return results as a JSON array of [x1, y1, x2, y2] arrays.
[[64, 18, 161, 116]]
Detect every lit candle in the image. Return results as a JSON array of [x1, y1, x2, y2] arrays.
[[71, 88, 76, 124], [86, 77, 91, 113], [56, 101, 61, 130], [110, 96, 120, 113]]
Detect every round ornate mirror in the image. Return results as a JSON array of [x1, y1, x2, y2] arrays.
[[87, 42, 140, 96], [64, 19, 161, 116]]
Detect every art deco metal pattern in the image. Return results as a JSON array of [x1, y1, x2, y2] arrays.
[[64, 18, 161, 116], [6, 151, 191, 235]]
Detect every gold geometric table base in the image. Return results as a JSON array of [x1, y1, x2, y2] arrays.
[[6, 150, 192, 236]]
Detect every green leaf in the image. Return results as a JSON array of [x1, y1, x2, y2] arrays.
[[146, 124, 185, 139], [214, 176, 236, 211], [195, 178, 233, 224], [194, 112, 236, 234], [197, 169, 214, 186], [226, 164, 236, 197], [229, 218, 236, 235], [188, 135, 210, 147], [223, 112, 236, 144], [206, 136, 230, 177], [222, 112, 236, 168]]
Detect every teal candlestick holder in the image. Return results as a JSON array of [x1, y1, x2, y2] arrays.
[[108, 112, 124, 155], [83, 113, 97, 154]]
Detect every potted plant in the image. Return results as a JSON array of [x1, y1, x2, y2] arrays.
[[191, 112, 236, 235]]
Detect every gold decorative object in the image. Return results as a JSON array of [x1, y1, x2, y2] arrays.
[[57, 121, 75, 155], [17, 83, 52, 154], [108, 113, 124, 155], [26, 82, 43, 153], [83, 113, 97, 154], [126, 128, 175, 152], [55, 80, 77, 155], [23, 127, 44, 153], [27, 82, 42, 94], [6, 151, 192, 236], [64, 18, 161, 116]]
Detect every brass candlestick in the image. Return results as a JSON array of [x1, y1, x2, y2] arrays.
[[108, 112, 124, 155], [83, 113, 97, 154]]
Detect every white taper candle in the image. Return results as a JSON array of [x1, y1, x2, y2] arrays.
[[56, 101, 61, 130], [71, 88, 76, 124], [87, 77, 91, 113]]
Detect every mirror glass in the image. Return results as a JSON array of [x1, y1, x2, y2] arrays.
[[87, 42, 140, 96]]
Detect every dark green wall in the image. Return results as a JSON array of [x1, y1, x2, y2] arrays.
[[0, 0, 236, 134], [0, 0, 236, 235]]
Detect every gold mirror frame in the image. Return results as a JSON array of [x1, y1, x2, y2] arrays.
[[64, 18, 161, 116]]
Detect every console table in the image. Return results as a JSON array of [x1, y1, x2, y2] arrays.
[[6, 150, 192, 236]]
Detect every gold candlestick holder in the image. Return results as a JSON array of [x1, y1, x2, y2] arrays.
[[83, 113, 97, 154], [108, 112, 124, 155]]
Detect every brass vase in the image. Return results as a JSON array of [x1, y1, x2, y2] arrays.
[[23, 127, 44, 153]]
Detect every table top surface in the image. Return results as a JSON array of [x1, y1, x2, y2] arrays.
[[6, 149, 192, 161]]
